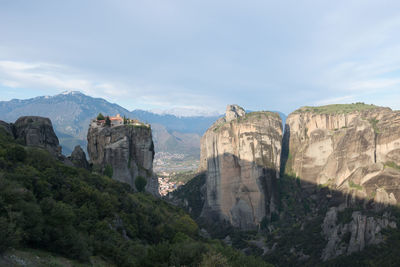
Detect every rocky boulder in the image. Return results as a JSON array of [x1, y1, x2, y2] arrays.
[[87, 122, 159, 196], [225, 104, 246, 122], [12, 116, 61, 156], [69, 145, 89, 169], [199, 105, 282, 230]]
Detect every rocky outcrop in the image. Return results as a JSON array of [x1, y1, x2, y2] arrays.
[[321, 206, 397, 261], [87, 122, 159, 195], [0, 116, 62, 156], [283, 104, 400, 204], [199, 105, 282, 230], [68, 145, 89, 169]]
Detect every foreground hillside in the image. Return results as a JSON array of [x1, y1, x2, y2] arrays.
[[0, 127, 270, 266]]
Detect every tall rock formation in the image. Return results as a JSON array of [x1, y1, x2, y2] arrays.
[[283, 104, 400, 204], [68, 145, 90, 169], [0, 116, 62, 156], [199, 105, 282, 229], [87, 121, 159, 196]]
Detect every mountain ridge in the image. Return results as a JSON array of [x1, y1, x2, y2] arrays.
[[0, 91, 220, 158]]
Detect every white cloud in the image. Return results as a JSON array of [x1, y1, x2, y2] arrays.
[[315, 95, 356, 106]]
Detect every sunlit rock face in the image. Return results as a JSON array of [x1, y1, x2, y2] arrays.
[[283, 104, 400, 204], [87, 122, 159, 196], [199, 105, 282, 230]]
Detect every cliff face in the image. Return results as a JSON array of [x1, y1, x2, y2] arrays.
[[87, 122, 158, 195], [283, 105, 400, 202], [68, 145, 89, 169], [1, 116, 62, 156], [199, 105, 282, 229]]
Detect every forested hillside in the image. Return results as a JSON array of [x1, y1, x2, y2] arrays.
[[0, 127, 270, 267]]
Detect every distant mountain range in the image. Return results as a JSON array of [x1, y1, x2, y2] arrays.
[[0, 91, 287, 159], [0, 91, 220, 156]]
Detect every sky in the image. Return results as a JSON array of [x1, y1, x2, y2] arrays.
[[1, 0, 400, 116]]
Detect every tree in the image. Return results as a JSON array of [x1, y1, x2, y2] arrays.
[[104, 164, 113, 178], [105, 116, 111, 127], [97, 113, 105, 120], [6, 145, 26, 162], [135, 176, 147, 192]]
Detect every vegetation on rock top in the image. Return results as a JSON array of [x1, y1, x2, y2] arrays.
[[294, 103, 380, 115]]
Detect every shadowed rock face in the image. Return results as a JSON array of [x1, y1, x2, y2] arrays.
[[12, 116, 62, 156], [69, 145, 89, 169], [199, 105, 282, 230], [283, 105, 400, 205], [87, 122, 159, 196]]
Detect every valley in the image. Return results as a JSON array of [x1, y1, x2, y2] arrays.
[[2, 100, 400, 266]]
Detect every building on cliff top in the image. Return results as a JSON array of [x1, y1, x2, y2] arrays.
[[93, 114, 150, 128]]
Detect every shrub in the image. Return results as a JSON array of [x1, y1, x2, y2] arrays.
[[105, 116, 111, 126], [97, 113, 105, 120], [135, 176, 147, 192], [6, 145, 26, 162], [104, 164, 113, 178]]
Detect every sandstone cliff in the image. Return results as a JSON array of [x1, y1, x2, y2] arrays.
[[283, 104, 400, 203], [87, 122, 158, 195], [281, 104, 400, 260], [199, 105, 282, 229]]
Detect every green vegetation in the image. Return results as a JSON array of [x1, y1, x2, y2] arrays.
[[96, 113, 105, 121], [294, 103, 378, 115], [368, 118, 380, 133], [168, 170, 198, 184], [103, 164, 113, 178], [134, 176, 147, 192], [0, 131, 270, 266], [337, 208, 354, 224], [170, 172, 207, 219], [385, 161, 400, 170], [242, 111, 280, 120], [105, 116, 111, 126], [348, 180, 363, 191]]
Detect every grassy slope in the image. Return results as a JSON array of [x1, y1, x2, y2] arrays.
[[294, 103, 379, 114]]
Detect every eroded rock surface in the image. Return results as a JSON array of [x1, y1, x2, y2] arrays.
[[2, 116, 62, 156], [69, 145, 89, 169], [87, 122, 159, 196], [199, 105, 282, 229], [321, 207, 397, 261], [283, 105, 400, 203]]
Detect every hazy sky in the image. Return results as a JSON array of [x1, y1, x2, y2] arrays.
[[1, 0, 400, 116]]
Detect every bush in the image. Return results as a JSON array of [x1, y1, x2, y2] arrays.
[[135, 176, 147, 192], [0, 217, 21, 252], [6, 145, 26, 162], [97, 113, 105, 120], [104, 164, 113, 178], [105, 116, 111, 126]]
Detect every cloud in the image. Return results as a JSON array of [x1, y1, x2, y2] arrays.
[[0, 60, 223, 115], [315, 95, 356, 106], [0, 60, 118, 97]]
